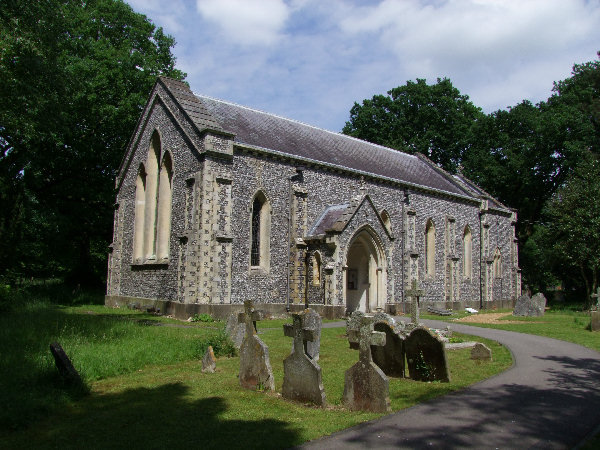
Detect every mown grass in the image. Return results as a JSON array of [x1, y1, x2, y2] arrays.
[[422, 307, 600, 352], [0, 287, 512, 448]]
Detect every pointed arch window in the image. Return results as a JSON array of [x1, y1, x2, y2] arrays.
[[493, 248, 502, 278], [132, 131, 173, 263], [312, 252, 322, 286], [425, 219, 436, 277], [463, 225, 472, 279], [250, 191, 270, 269]]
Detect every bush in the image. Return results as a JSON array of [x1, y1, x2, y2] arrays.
[[191, 313, 215, 323], [0, 284, 11, 312], [198, 330, 237, 358]]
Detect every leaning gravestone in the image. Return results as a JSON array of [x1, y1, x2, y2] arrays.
[[513, 292, 546, 317], [282, 314, 326, 406], [471, 342, 492, 361], [202, 345, 216, 373], [300, 308, 322, 361], [343, 316, 391, 413], [238, 300, 275, 391], [371, 312, 406, 378], [225, 313, 246, 349], [50, 342, 83, 386], [405, 327, 450, 382]]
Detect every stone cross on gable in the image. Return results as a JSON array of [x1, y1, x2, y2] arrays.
[[238, 300, 265, 338], [348, 316, 386, 365], [406, 279, 425, 326], [283, 314, 316, 356], [591, 287, 600, 309]]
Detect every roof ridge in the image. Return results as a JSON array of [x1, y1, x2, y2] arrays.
[[193, 92, 419, 161]]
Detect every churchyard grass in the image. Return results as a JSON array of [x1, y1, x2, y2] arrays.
[[421, 307, 600, 352], [1, 294, 512, 449]]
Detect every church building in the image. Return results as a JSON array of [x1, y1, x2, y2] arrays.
[[105, 77, 521, 319]]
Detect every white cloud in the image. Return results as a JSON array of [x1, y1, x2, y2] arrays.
[[195, 0, 291, 46]]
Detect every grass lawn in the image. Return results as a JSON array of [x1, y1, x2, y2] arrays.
[[0, 290, 512, 449], [421, 307, 600, 352]]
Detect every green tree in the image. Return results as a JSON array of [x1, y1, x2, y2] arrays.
[[342, 78, 484, 172], [0, 0, 185, 284], [541, 155, 600, 306]]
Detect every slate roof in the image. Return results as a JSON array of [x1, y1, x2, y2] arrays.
[[158, 77, 480, 199], [308, 204, 351, 236]]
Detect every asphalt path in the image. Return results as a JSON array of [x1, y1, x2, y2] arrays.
[[301, 319, 600, 449]]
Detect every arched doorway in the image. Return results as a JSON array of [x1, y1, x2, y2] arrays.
[[345, 228, 386, 313]]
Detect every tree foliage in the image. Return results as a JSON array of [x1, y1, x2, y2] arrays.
[[0, 0, 185, 284], [342, 78, 484, 172]]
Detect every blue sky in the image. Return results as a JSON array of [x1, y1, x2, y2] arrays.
[[127, 0, 600, 132]]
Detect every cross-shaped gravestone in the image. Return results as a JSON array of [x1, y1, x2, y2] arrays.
[[591, 287, 600, 309], [406, 279, 425, 326], [343, 316, 391, 412], [238, 300, 265, 338], [238, 300, 275, 391], [282, 314, 326, 406]]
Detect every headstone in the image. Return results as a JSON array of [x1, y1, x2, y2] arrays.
[[238, 300, 275, 391], [470, 342, 493, 361], [282, 314, 326, 406], [225, 313, 246, 349], [343, 316, 391, 413], [591, 310, 600, 332], [49, 342, 83, 386], [202, 345, 217, 373], [371, 312, 405, 378], [346, 310, 365, 350], [591, 287, 600, 310], [405, 327, 450, 382], [300, 308, 322, 361], [513, 292, 546, 317], [406, 279, 425, 327]]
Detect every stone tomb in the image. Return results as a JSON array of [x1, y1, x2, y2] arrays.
[[404, 327, 450, 382], [513, 292, 546, 317], [282, 314, 326, 406], [238, 300, 275, 391], [343, 316, 391, 413]]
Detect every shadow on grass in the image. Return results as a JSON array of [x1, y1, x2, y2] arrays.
[[5, 382, 301, 449]]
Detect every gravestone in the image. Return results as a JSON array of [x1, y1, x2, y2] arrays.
[[405, 327, 450, 382], [225, 313, 245, 349], [591, 287, 600, 310], [343, 316, 391, 413], [514, 292, 546, 317], [471, 342, 492, 361], [282, 314, 326, 406], [50, 342, 83, 386], [371, 312, 405, 378], [202, 345, 216, 373], [406, 279, 425, 327], [238, 300, 275, 390], [300, 308, 322, 361]]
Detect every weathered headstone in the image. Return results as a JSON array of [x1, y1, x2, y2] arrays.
[[225, 313, 246, 349], [406, 279, 425, 327], [282, 314, 326, 406], [405, 327, 450, 382], [50, 342, 83, 386], [471, 342, 493, 361], [371, 312, 405, 378], [238, 300, 275, 390], [513, 292, 546, 317], [300, 308, 322, 361], [591, 287, 600, 310], [343, 316, 391, 413], [346, 310, 365, 350], [202, 345, 217, 373], [591, 310, 600, 332]]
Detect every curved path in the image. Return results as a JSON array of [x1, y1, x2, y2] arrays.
[[302, 320, 600, 449]]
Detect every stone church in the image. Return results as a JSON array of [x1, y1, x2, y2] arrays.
[[105, 77, 521, 319]]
